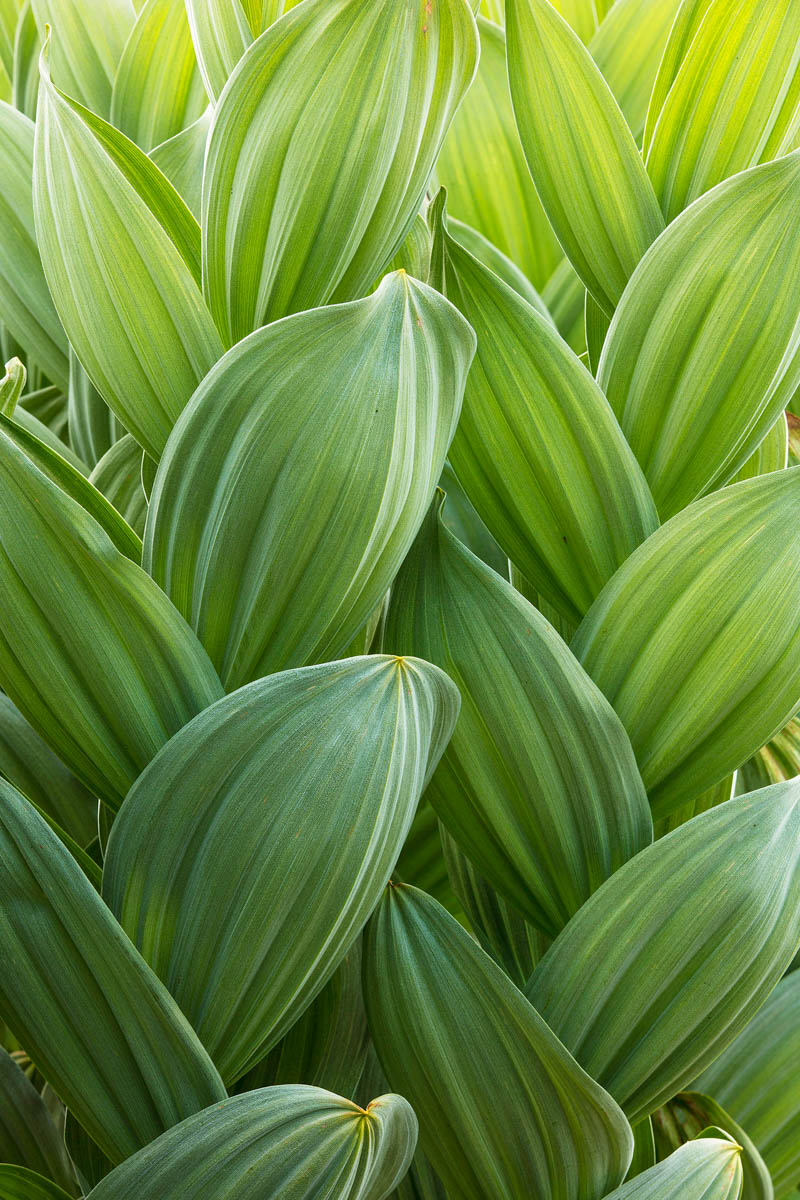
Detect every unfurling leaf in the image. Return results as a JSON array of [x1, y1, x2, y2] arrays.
[[601, 1138, 743, 1199]]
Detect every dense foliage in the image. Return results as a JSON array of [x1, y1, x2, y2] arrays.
[[0, 0, 799, 1197]]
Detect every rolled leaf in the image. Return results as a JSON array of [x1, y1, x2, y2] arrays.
[[572, 469, 800, 817], [0, 1047, 78, 1194], [87, 1087, 416, 1200], [144, 272, 474, 687], [89, 433, 148, 537], [526, 781, 800, 1123], [383, 494, 652, 936], [692, 970, 800, 1197], [0, 427, 223, 809], [185, 0, 283, 102], [363, 884, 634, 1199], [505, 0, 664, 316], [67, 351, 121, 470], [429, 191, 659, 622], [0, 780, 226, 1164], [103, 655, 459, 1083], [13, 0, 40, 119], [202, 0, 479, 342], [652, 1093, 773, 1200], [30, 0, 135, 115], [602, 1138, 743, 1199], [598, 154, 800, 518], [33, 42, 223, 460]]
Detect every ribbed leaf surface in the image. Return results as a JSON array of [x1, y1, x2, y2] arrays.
[[30, 0, 135, 115], [0, 1047, 78, 1194], [602, 1139, 743, 1199], [185, 0, 283, 102]]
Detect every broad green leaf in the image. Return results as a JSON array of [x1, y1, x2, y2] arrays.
[[12, 0, 39, 118], [653, 1093, 773, 1200], [693, 970, 800, 1197], [645, 0, 800, 221], [434, 16, 562, 290], [185, 0, 284, 103], [0, 356, 25, 414], [21, 798, 103, 891], [111, 0, 207, 151], [602, 1138, 743, 1199], [437, 461, 507, 577], [67, 351, 121, 469], [541, 256, 587, 354], [30, 0, 135, 115], [590, 0, 684, 145], [103, 655, 459, 1083], [642, 0, 714, 154], [0, 693, 96, 847], [598, 154, 800, 518], [0, 1047, 78, 1194], [0, 780, 226, 1164], [0, 409, 141, 560], [383, 494, 652, 937], [87, 1087, 417, 1200], [0, 428, 223, 809], [33, 43, 223, 460], [448, 217, 551, 316], [0, 101, 68, 389], [236, 940, 368, 1102], [89, 433, 148, 537], [572, 469, 800, 817], [429, 191, 659, 622], [526, 781, 800, 1124], [0, 1167, 74, 1200], [506, 0, 664, 316], [148, 106, 210, 220], [144, 273, 474, 688], [363, 884, 634, 1199], [202, 0, 479, 343]]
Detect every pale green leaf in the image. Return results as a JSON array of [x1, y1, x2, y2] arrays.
[[148, 105, 210, 219], [12, 0, 39, 118], [652, 1093, 774, 1200], [30, 0, 135, 116], [447, 217, 551, 316], [527, 781, 800, 1123], [0, 0, 21, 78], [0, 780, 226, 1164], [731, 413, 788, 485], [506, 0, 664, 316], [103, 655, 459, 1083], [185, 0, 284, 103], [203, 0, 479, 343], [363, 884, 634, 1199], [642, 0, 714, 154], [0, 356, 25, 414], [67, 350, 121, 469], [601, 1138, 743, 1199], [143, 272, 475, 688], [541, 257, 587, 354]]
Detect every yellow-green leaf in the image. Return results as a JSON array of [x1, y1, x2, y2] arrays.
[[30, 0, 135, 116]]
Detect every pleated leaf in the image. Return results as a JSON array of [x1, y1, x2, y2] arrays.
[[0, 1047, 78, 1194], [732, 413, 788, 485], [0, 101, 68, 389], [0, 427, 223, 809], [652, 1093, 773, 1200], [0, 1168, 74, 1200], [144, 272, 474, 688], [383, 494, 652, 937], [30, 0, 135, 115], [103, 655, 459, 1083], [642, 0, 714, 154], [202, 0, 479, 343], [89, 433, 148, 537], [13, 1, 40, 120], [33, 43, 223, 460], [572, 469, 800, 817], [185, 0, 284, 103], [148, 106, 210, 219], [646, 0, 800, 221], [740, 715, 800, 793], [428, 191, 659, 622], [602, 1139, 743, 1199], [692, 970, 800, 1198], [598, 153, 800, 519], [87, 1087, 417, 1200], [434, 16, 561, 291], [506, 0, 664, 316], [526, 780, 800, 1124], [363, 884, 634, 1200], [0, 780, 226, 1164], [67, 352, 121, 470]]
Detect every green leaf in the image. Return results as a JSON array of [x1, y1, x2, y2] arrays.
[[642, 0, 713, 155], [0, 693, 96, 847], [0, 779, 226, 1164], [653, 773, 736, 841], [12, 0, 40, 119], [0, 1047, 78, 1194], [33, 41, 223, 460], [434, 16, 562, 290], [692, 969, 800, 1198], [111, 0, 207, 152], [506, 0, 664, 316], [148, 105, 210, 219], [448, 217, 550, 317], [572, 469, 800, 818], [383, 494, 652, 937], [363, 884, 634, 1199], [428, 191, 659, 622], [541, 256, 587, 354], [375, 213, 432, 288], [526, 781, 800, 1124], [184, 0, 283, 103], [740, 715, 800, 793], [89, 433, 148, 537], [202, 0, 479, 343], [30, 0, 135, 116], [144, 272, 474, 688], [0, 101, 68, 390], [86, 1086, 417, 1200], [103, 655, 459, 1083], [731, 413, 788, 485], [551, 0, 612, 43], [0, 1167, 74, 1200], [627, 1120, 656, 1182], [598, 153, 800, 519], [652, 1093, 773, 1200], [0, 356, 25, 414], [601, 1138, 743, 1199], [67, 351, 122, 470], [645, 0, 800, 221], [437, 460, 507, 577], [0, 427, 223, 809], [0, 0, 21, 79]]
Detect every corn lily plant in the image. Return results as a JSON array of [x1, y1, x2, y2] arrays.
[[0, 0, 799, 1197]]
